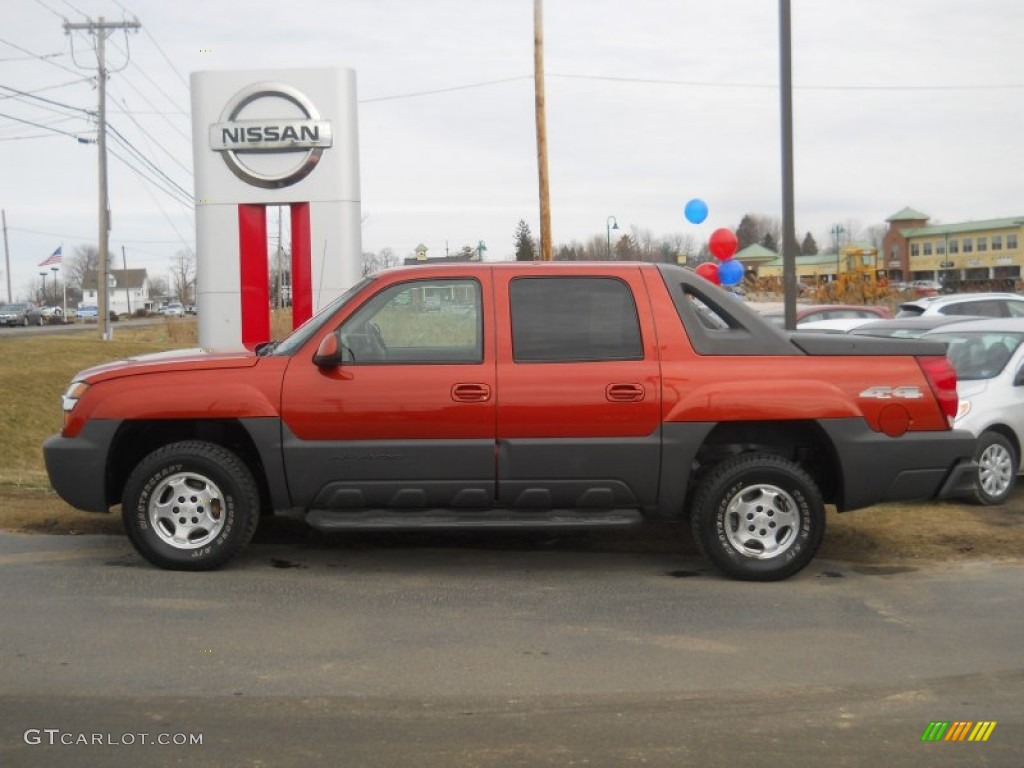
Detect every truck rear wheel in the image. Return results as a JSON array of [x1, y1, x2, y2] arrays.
[[691, 453, 824, 581], [122, 440, 259, 570]]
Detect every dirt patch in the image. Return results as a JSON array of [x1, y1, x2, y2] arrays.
[[3, 483, 1021, 566]]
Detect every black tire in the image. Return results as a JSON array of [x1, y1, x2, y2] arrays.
[[690, 452, 825, 581], [972, 431, 1017, 506], [122, 440, 260, 570]]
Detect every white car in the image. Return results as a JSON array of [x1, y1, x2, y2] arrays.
[[922, 317, 1024, 504], [897, 292, 1024, 319], [160, 302, 186, 317]]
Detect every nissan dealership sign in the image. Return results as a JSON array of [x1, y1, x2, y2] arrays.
[[191, 68, 362, 351], [209, 82, 334, 189]]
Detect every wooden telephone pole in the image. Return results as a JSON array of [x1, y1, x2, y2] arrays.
[[64, 16, 141, 339], [534, 0, 552, 260]]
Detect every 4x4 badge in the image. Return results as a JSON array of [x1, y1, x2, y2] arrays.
[[859, 386, 924, 400]]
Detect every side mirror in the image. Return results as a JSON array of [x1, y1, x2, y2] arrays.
[[1013, 365, 1024, 387], [313, 332, 345, 367]]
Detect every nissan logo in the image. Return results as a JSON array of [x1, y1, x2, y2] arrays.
[[210, 82, 333, 189]]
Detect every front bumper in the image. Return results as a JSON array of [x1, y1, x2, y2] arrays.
[[43, 420, 121, 512]]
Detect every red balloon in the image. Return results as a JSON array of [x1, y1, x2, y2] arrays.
[[695, 261, 721, 285], [709, 228, 738, 261]]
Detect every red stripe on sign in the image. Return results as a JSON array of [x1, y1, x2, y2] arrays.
[[238, 204, 270, 350], [291, 202, 312, 328]]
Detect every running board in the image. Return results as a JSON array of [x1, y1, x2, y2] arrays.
[[305, 508, 645, 532]]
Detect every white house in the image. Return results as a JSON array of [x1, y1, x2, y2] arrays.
[[81, 269, 151, 315]]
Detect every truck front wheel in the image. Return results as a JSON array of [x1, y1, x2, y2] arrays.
[[691, 453, 824, 581], [122, 441, 259, 570]]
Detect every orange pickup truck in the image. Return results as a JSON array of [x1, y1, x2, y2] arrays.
[[44, 262, 977, 580]]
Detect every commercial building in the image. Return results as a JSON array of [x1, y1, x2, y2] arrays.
[[883, 207, 1024, 290]]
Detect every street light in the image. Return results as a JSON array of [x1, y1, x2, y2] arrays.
[[606, 215, 619, 259], [39, 271, 48, 305], [830, 224, 845, 281]]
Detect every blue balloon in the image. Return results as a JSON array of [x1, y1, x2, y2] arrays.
[[684, 198, 708, 224], [718, 259, 744, 286]]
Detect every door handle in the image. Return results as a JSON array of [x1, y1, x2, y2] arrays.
[[606, 383, 645, 402], [451, 383, 492, 403]]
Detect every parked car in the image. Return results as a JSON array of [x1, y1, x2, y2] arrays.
[[759, 304, 891, 329], [896, 292, 1024, 319], [921, 317, 1024, 505], [160, 302, 185, 317], [0, 302, 44, 327], [849, 315, 986, 339], [910, 280, 943, 297], [794, 317, 880, 333], [76, 305, 99, 321]]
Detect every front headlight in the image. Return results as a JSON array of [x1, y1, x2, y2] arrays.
[[62, 380, 90, 412]]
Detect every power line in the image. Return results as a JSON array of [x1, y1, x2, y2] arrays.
[[10, 225, 190, 244], [108, 80, 190, 141], [0, 82, 93, 116], [106, 122, 193, 200], [112, 0, 190, 89], [107, 35, 189, 115], [108, 145, 192, 208], [357, 72, 1024, 104], [546, 72, 1024, 92], [112, 95, 192, 177], [359, 75, 532, 103], [32, 0, 66, 20], [0, 37, 82, 78], [0, 110, 92, 141]]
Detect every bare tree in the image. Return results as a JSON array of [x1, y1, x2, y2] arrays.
[[169, 248, 197, 303], [667, 233, 698, 265], [147, 274, 169, 299], [864, 224, 887, 250], [362, 247, 401, 276], [842, 219, 865, 245], [65, 245, 98, 295]]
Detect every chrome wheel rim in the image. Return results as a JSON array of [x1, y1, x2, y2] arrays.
[[724, 483, 800, 559], [148, 471, 225, 550], [978, 442, 1014, 501]]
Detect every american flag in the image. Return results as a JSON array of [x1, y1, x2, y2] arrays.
[[39, 246, 62, 267]]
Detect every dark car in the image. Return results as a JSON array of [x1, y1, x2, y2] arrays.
[[849, 315, 986, 339], [759, 303, 891, 329], [0, 302, 44, 327]]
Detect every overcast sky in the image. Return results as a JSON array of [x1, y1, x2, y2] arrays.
[[2, 0, 1023, 300]]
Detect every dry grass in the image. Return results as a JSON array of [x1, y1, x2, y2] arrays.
[[1, 313, 1022, 567], [0, 312, 292, 487]]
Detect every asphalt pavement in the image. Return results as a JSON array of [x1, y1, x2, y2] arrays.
[[0, 529, 1021, 767]]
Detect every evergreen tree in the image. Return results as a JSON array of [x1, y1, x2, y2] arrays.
[[801, 232, 819, 255], [514, 220, 536, 261], [736, 214, 761, 250], [760, 232, 777, 251]]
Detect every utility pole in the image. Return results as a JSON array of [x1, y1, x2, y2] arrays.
[[64, 16, 141, 340], [1, 211, 11, 309], [778, 0, 798, 329], [533, 0, 552, 261], [121, 245, 131, 315]]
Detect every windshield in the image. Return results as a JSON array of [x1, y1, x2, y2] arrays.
[[265, 276, 375, 356], [927, 331, 1023, 381]]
